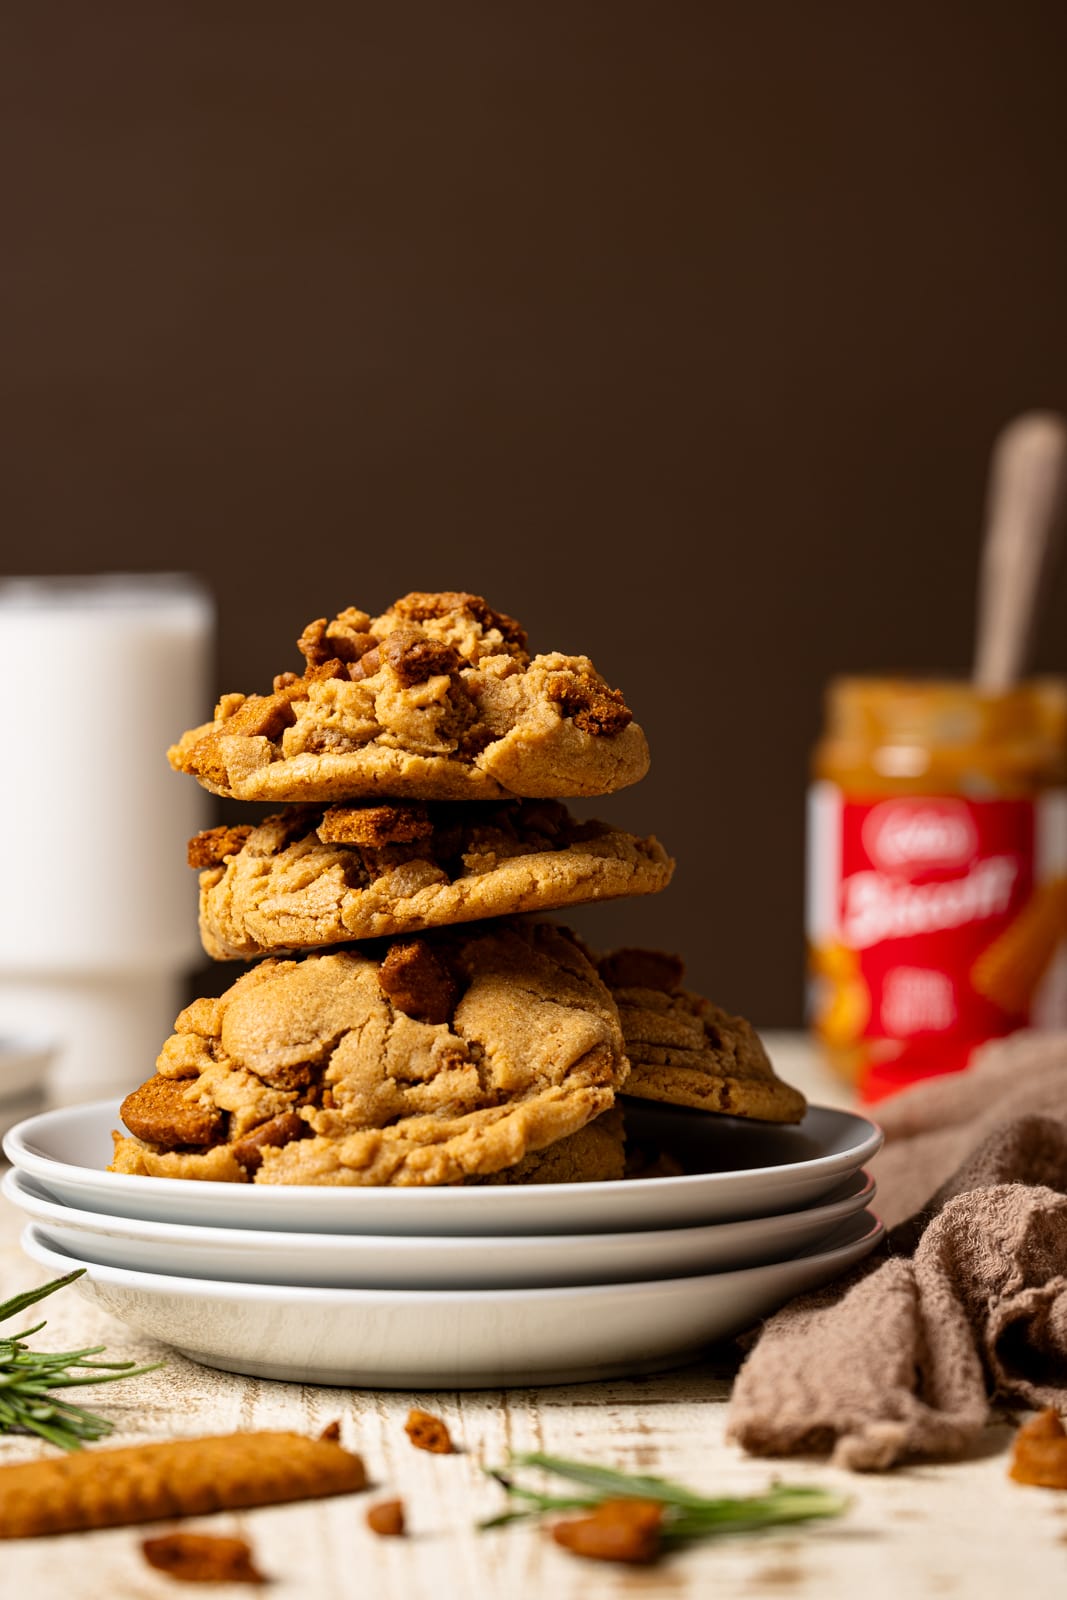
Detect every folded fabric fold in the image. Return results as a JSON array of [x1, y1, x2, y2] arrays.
[[728, 1034, 1067, 1471]]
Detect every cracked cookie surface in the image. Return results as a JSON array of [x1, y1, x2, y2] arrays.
[[110, 922, 628, 1187], [191, 799, 674, 960], [599, 948, 807, 1123], [167, 592, 649, 802]]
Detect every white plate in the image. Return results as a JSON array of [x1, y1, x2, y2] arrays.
[[3, 1099, 883, 1235], [21, 1212, 884, 1387], [3, 1166, 876, 1289]]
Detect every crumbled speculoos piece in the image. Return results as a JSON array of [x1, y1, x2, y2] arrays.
[[598, 949, 685, 992], [121, 1077, 224, 1149], [547, 674, 633, 736], [231, 1110, 308, 1173], [392, 590, 527, 649], [296, 618, 332, 663], [381, 627, 463, 686], [319, 1420, 342, 1442], [303, 657, 353, 685], [317, 802, 434, 848], [366, 1498, 406, 1536], [218, 691, 299, 742], [183, 697, 294, 792], [550, 1499, 664, 1564], [298, 608, 378, 667], [344, 646, 379, 682], [183, 658, 353, 790], [1009, 1409, 1067, 1487], [142, 1532, 267, 1585], [187, 824, 255, 870], [378, 941, 460, 1025], [404, 1409, 454, 1454]]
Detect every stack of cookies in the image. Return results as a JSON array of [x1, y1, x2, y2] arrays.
[[111, 591, 804, 1188]]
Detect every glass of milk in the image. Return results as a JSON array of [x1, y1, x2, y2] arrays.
[[0, 574, 215, 1103]]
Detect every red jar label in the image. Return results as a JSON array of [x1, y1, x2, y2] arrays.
[[808, 786, 1067, 1073]]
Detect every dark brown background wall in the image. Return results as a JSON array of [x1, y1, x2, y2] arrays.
[[4, 3, 1067, 1021]]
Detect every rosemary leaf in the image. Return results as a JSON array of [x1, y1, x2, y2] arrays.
[[0, 1272, 164, 1450], [0, 1270, 87, 1324], [485, 1452, 849, 1550], [479, 1510, 540, 1531], [507, 1451, 722, 1508]]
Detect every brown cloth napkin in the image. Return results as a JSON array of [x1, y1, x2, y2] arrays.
[[728, 1032, 1067, 1470]]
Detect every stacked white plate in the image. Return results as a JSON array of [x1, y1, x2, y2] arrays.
[[3, 1098, 883, 1388]]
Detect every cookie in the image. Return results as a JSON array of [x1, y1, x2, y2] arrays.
[[472, 1106, 625, 1185], [167, 592, 649, 802], [110, 922, 628, 1187], [190, 799, 674, 960], [599, 948, 807, 1123]]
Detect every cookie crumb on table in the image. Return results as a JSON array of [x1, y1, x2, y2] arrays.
[[550, 1498, 664, 1564], [141, 1532, 266, 1584], [366, 1498, 406, 1536], [1009, 1409, 1067, 1487], [404, 1408, 454, 1454]]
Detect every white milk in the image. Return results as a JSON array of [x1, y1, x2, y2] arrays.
[[0, 575, 215, 1099]]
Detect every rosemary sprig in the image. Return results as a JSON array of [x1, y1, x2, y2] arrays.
[[0, 1270, 163, 1450], [480, 1470, 601, 1529], [482, 1451, 848, 1545]]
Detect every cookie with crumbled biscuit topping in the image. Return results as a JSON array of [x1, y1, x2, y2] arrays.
[[600, 948, 807, 1124], [168, 592, 649, 802], [111, 922, 628, 1187], [190, 798, 674, 960]]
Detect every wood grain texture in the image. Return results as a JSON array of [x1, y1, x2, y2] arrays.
[[0, 1044, 1060, 1598]]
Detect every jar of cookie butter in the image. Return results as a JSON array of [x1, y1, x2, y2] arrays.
[[807, 677, 1067, 1101]]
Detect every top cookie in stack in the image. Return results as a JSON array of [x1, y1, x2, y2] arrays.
[[167, 590, 650, 803]]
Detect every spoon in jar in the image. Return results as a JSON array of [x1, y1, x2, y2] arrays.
[[973, 411, 1067, 691]]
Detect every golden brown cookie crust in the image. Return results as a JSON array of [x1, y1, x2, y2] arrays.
[[110, 923, 628, 1187], [472, 1106, 625, 1185], [192, 799, 674, 960], [600, 949, 807, 1124], [167, 594, 650, 802]]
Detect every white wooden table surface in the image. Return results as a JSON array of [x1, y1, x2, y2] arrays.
[[1, 1038, 1064, 1600]]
